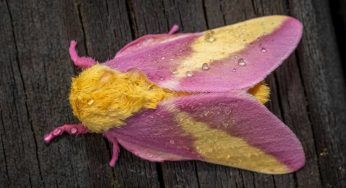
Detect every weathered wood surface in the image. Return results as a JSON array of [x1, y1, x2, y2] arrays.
[[1, 0, 345, 187]]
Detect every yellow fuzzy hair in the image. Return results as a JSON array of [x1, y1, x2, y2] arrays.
[[248, 82, 270, 104], [69, 64, 270, 133], [69, 64, 177, 133]]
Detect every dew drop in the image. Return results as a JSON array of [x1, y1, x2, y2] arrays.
[[159, 77, 164, 81], [202, 63, 210, 70], [226, 154, 231, 159], [53, 129, 62, 136], [172, 70, 178, 74], [186, 71, 193, 77], [232, 68, 237, 72], [161, 57, 166, 60], [231, 55, 239, 61], [205, 31, 216, 43], [170, 58, 174, 61], [70, 128, 77, 134], [261, 47, 267, 53], [222, 122, 230, 128], [320, 148, 328, 156], [207, 37, 216, 42], [169, 140, 175, 144], [238, 58, 246, 66], [87, 99, 94, 105]]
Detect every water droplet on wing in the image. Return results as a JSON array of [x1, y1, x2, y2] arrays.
[[261, 47, 267, 53], [222, 122, 230, 128], [238, 58, 246, 66], [207, 37, 215, 42], [202, 63, 210, 70], [186, 71, 193, 77], [205, 31, 216, 43]]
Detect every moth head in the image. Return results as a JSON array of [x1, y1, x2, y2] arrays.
[[69, 64, 128, 132]]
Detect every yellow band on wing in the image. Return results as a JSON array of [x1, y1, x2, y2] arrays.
[[174, 16, 288, 78], [175, 111, 289, 174]]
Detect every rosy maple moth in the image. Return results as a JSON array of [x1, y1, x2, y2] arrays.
[[44, 15, 305, 174]]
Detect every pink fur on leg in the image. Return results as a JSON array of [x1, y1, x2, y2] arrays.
[[104, 132, 120, 167], [69, 40, 96, 69], [44, 123, 88, 143]]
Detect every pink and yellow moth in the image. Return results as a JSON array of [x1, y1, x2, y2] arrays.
[[44, 15, 305, 174]]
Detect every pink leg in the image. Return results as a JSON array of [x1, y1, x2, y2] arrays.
[[44, 123, 88, 143], [69, 40, 96, 69], [168, 24, 179, 34], [104, 133, 120, 167]]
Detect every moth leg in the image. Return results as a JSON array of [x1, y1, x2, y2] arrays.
[[168, 24, 179, 34], [104, 133, 120, 167], [69, 40, 96, 69], [44, 123, 88, 143]]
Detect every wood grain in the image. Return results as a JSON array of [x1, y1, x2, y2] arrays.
[[0, 0, 345, 187]]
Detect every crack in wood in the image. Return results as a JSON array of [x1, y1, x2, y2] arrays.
[[124, 0, 136, 39], [76, 3, 89, 55], [201, 0, 209, 29], [0, 121, 9, 182]]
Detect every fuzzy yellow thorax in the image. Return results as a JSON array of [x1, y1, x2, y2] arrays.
[[69, 64, 177, 133], [249, 82, 270, 104], [69, 64, 270, 133]]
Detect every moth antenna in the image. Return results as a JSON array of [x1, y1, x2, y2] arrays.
[[69, 40, 96, 69]]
